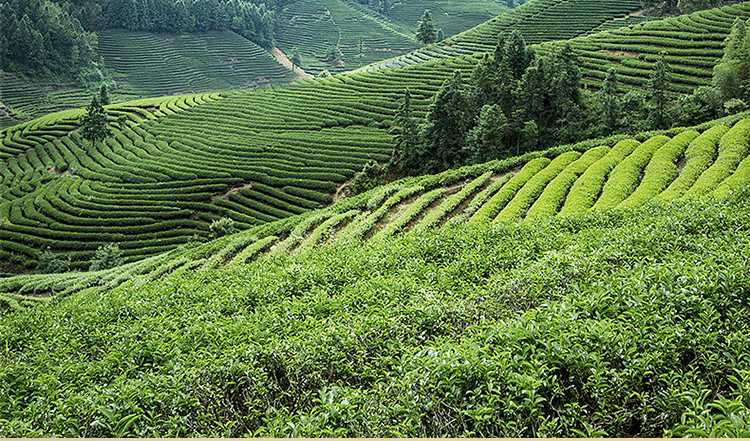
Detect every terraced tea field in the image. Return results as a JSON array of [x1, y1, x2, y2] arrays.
[[360, 0, 646, 72], [0, 72, 142, 128], [98, 30, 294, 96], [361, 0, 750, 94], [383, 0, 508, 38], [3, 114, 749, 308], [276, 0, 419, 76]]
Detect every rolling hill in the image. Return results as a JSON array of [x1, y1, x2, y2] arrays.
[[1, 125, 749, 436], [1, 0, 678, 127], [359, 0, 750, 95], [3, 1, 750, 272], [3, 1, 750, 436], [2, 111, 749, 307]]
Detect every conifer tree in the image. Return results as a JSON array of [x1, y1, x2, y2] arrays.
[[599, 68, 622, 134], [390, 89, 420, 173], [420, 71, 472, 173], [99, 84, 110, 106], [80, 96, 112, 150], [416, 10, 437, 45], [647, 53, 671, 130]]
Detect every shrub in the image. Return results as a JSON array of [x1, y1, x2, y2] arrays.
[[209, 217, 237, 239], [349, 161, 384, 195], [36, 248, 71, 274], [89, 244, 124, 271]]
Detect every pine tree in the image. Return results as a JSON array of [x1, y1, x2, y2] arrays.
[[80, 96, 112, 150], [599, 68, 621, 134], [647, 53, 671, 130], [390, 88, 420, 173], [502, 30, 532, 81], [466, 104, 512, 163], [416, 10, 437, 45], [420, 71, 472, 173], [436, 28, 444, 42], [99, 84, 110, 106]]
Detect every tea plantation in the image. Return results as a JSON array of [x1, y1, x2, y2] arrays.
[[1, 167, 749, 437], [3, 0, 750, 436], [2, 111, 750, 307], [361, 1, 750, 95]]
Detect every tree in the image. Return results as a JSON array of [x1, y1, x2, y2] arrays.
[[89, 244, 124, 271], [290, 48, 302, 70], [598, 68, 622, 134], [502, 30, 533, 81], [324, 45, 343, 64], [466, 104, 513, 163], [436, 29, 444, 42], [37, 247, 71, 273], [80, 96, 112, 150], [416, 10, 437, 45], [713, 18, 750, 101], [389, 88, 420, 173], [99, 84, 110, 106], [419, 71, 473, 173], [209, 217, 236, 238], [647, 53, 671, 130]]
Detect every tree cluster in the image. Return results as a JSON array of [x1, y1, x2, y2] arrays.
[[0, 0, 99, 81], [391, 32, 588, 175], [391, 29, 749, 176], [72, 0, 278, 48]]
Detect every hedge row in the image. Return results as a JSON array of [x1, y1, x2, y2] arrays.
[[471, 158, 551, 223], [621, 130, 699, 208], [594, 135, 670, 209], [413, 171, 493, 233], [656, 125, 728, 201], [496, 152, 581, 221], [372, 188, 446, 240], [688, 118, 750, 196], [298, 210, 360, 254], [559, 139, 641, 215], [526, 146, 610, 218], [339, 186, 424, 243]]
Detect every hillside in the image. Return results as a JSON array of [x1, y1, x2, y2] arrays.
[[0, 31, 294, 127], [1, 173, 749, 436], [3, 1, 750, 272], [358, 0, 647, 72], [359, 0, 750, 87], [1, 0, 675, 126], [2, 110, 749, 306]]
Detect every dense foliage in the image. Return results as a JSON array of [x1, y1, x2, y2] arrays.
[[78, 0, 278, 48], [0, 0, 100, 81], [1, 193, 749, 436], [391, 25, 750, 175]]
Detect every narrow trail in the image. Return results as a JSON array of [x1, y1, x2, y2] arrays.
[[271, 48, 314, 80]]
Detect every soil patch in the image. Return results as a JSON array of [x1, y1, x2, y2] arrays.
[[271, 48, 314, 80], [211, 182, 254, 202]]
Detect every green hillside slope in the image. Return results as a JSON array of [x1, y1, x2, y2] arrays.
[[3, 0, 750, 271], [374, 0, 509, 38], [98, 30, 295, 96], [1, 178, 749, 437], [0, 31, 293, 127], [275, 0, 419, 76], [361, 0, 750, 88], [359, 0, 646, 72], [2, 112, 749, 304]]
